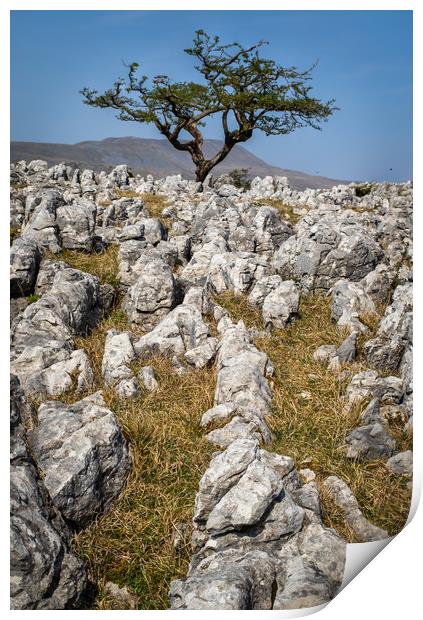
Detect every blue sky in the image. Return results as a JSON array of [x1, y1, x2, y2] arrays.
[[11, 10, 412, 181]]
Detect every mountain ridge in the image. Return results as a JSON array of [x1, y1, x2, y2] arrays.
[[10, 136, 349, 190]]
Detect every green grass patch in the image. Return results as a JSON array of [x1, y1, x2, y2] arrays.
[[26, 293, 40, 304]]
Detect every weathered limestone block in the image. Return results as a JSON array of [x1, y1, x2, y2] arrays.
[[29, 392, 132, 528], [323, 476, 389, 541], [102, 330, 138, 397], [10, 237, 41, 297], [10, 376, 88, 609]]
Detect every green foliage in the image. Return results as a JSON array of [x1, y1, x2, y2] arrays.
[[26, 294, 40, 304], [81, 30, 337, 181], [227, 168, 250, 190], [355, 184, 373, 197]]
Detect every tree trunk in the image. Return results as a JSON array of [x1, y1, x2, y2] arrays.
[[195, 163, 212, 183]]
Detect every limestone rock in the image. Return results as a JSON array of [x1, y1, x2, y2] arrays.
[[35, 260, 68, 296], [10, 237, 41, 298], [11, 266, 104, 397], [200, 403, 236, 427], [22, 189, 63, 252], [363, 282, 412, 371], [124, 257, 178, 329], [194, 438, 259, 524], [108, 164, 132, 187], [103, 582, 138, 610], [37, 349, 94, 397], [56, 198, 96, 251], [335, 332, 357, 363], [261, 280, 300, 329], [273, 209, 383, 292], [313, 344, 337, 364], [138, 365, 159, 391], [10, 376, 88, 609], [205, 460, 283, 534], [102, 330, 138, 396], [323, 475, 389, 541], [248, 274, 284, 307], [206, 416, 270, 448], [29, 393, 132, 527], [184, 337, 218, 368], [170, 549, 276, 610], [385, 451, 413, 478], [134, 303, 211, 360], [102, 197, 146, 227], [342, 422, 396, 460], [206, 251, 270, 295], [346, 370, 403, 408], [331, 279, 376, 331], [360, 398, 381, 424]]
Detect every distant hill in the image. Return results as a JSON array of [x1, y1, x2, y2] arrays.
[[10, 137, 347, 190]]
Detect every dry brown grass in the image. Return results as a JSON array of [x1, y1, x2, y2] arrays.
[[252, 198, 303, 225], [58, 245, 120, 288], [113, 189, 142, 200], [213, 291, 264, 330], [140, 193, 168, 220], [74, 355, 216, 609], [97, 198, 112, 207], [10, 226, 21, 245], [218, 292, 412, 540], [10, 181, 28, 190]]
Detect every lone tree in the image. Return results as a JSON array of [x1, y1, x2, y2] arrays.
[[81, 31, 336, 183]]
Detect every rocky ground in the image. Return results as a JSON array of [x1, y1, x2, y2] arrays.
[[10, 159, 412, 610]]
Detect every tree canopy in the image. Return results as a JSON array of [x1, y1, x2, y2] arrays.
[[81, 30, 337, 183]]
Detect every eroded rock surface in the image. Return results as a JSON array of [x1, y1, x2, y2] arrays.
[[170, 439, 345, 610], [29, 392, 132, 528], [10, 375, 88, 609]]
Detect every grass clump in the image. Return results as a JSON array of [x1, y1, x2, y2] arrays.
[[141, 193, 171, 227], [114, 189, 142, 200], [58, 245, 120, 288], [252, 198, 303, 225], [10, 181, 28, 190], [140, 193, 168, 219], [97, 198, 112, 207], [10, 227, 21, 245], [74, 356, 216, 609], [213, 291, 264, 330], [26, 293, 40, 304]]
